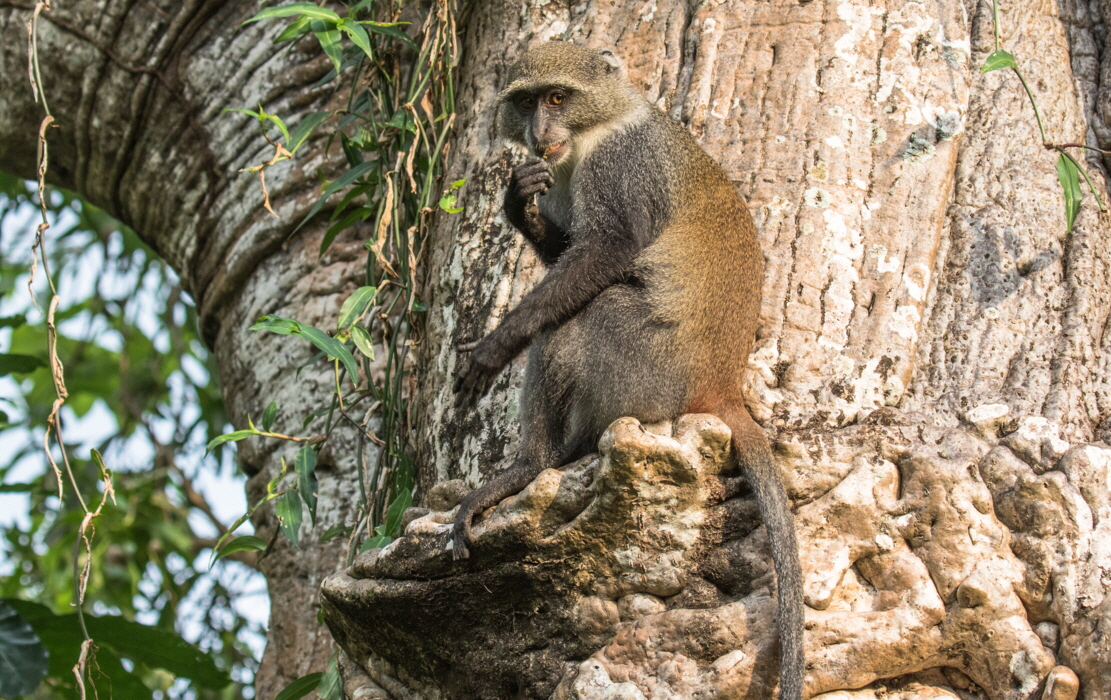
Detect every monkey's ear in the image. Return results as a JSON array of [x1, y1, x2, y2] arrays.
[[599, 49, 621, 74]]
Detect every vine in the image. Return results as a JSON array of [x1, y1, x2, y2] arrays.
[[211, 1, 461, 695]]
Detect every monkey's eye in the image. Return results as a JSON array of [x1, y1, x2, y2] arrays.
[[518, 95, 538, 111], [547, 91, 565, 106]]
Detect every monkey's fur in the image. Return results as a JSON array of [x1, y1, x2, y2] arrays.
[[452, 42, 804, 699]]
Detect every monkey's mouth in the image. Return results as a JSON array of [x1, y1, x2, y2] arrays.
[[538, 140, 568, 162]]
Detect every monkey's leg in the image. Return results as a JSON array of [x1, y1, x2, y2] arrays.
[[452, 337, 568, 560], [720, 406, 805, 700]]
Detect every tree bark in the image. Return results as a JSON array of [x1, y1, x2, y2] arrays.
[[2, 0, 1110, 698]]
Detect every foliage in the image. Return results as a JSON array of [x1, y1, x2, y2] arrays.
[[0, 173, 261, 698], [221, 0, 459, 572], [981, 0, 1108, 231]]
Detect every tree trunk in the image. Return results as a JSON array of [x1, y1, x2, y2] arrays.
[[3, 0, 1110, 698]]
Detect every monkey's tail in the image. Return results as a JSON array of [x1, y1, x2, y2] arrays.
[[721, 406, 804, 700]]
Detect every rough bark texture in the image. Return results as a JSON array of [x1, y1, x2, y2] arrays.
[[2, 0, 1110, 698]]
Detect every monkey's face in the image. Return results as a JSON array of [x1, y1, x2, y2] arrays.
[[508, 87, 574, 164], [497, 43, 635, 164]]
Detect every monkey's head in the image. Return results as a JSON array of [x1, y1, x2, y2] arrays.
[[498, 42, 643, 165]]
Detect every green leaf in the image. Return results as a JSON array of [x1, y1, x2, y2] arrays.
[[295, 160, 377, 232], [337, 286, 378, 331], [0, 482, 36, 493], [265, 112, 292, 145], [981, 49, 1017, 73], [383, 488, 413, 537], [0, 353, 46, 375], [351, 326, 375, 360], [340, 131, 365, 167], [318, 654, 343, 700], [0, 601, 48, 698], [0, 314, 26, 329], [84, 615, 229, 689], [438, 191, 464, 213], [263, 401, 278, 432], [206, 429, 257, 454], [215, 535, 268, 560], [321, 205, 373, 256], [251, 315, 302, 335], [295, 447, 318, 524], [311, 19, 345, 74], [205, 429, 255, 454], [338, 19, 374, 60], [386, 107, 415, 132], [289, 111, 331, 153], [243, 3, 341, 25], [360, 533, 392, 551], [6, 600, 228, 691], [362, 21, 418, 51], [275, 15, 312, 43], [277, 489, 303, 548], [319, 523, 353, 543], [1056, 152, 1083, 232], [298, 325, 359, 382], [275, 672, 324, 700]]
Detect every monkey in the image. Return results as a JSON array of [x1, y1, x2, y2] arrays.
[[451, 42, 804, 700]]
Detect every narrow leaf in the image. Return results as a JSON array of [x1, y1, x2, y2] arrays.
[[318, 655, 343, 700], [263, 401, 278, 432], [265, 113, 291, 144], [206, 429, 257, 454], [298, 325, 359, 382], [289, 111, 331, 153], [295, 160, 377, 232], [363, 21, 418, 51], [360, 533, 391, 552], [340, 131, 365, 167], [276, 490, 303, 548], [319, 523, 353, 542], [338, 19, 374, 60], [311, 19, 344, 74], [383, 488, 413, 537], [321, 206, 373, 256], [295, 447, 319, 524], [275, 672, 324, 700], [1056, 153, 1083, 232], [981, 49, 1017, 73], [275, 15, 313, 43], [215, 535, 268, 560], [351, 326, 375, 360], [250, 315, 302, 335], [243, 3, 341, 25], [337, 286, 378, 330]]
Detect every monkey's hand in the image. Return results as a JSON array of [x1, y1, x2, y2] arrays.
[[454, 336, 508, 407], [511, 156, 554, 199]]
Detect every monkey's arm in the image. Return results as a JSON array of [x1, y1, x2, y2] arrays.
[[454, 219, 645, 404], [504, 158, 570, 264]]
